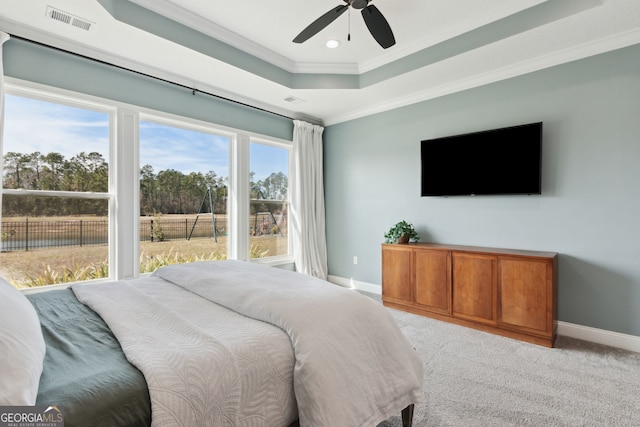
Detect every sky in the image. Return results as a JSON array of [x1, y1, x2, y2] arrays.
[[3, 94, 109, 159], [3, 94, 288, 182]]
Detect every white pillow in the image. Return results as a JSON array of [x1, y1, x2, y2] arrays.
[[0, 279, 46, 405]]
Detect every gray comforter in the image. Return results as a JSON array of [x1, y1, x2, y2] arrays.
[[74, 260, 423, 427]]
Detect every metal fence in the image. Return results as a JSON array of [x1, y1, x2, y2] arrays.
[[0, 218, 220, 252], [1, 219, 108, 251], [139, 217, 223, 242], [1, 213, 285, 252]]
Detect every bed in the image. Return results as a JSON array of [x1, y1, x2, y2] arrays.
[[1, 260, 423, 427]]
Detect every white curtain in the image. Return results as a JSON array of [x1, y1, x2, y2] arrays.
[[0, 32, 9, 227], [291, 120, 328, 279]]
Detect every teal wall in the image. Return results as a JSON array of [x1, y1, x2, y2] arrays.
[[3, 38, 293, 140], [324, 44, 640, 336]]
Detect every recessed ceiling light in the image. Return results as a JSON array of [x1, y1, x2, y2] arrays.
[[284, 96, 306, 104], [326, 39, 340, 49]]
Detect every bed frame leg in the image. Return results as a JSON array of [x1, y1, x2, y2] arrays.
[[401, 404, 414, 427]]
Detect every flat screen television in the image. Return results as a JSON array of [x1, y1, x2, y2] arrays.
[[420, 122, 542, 196]]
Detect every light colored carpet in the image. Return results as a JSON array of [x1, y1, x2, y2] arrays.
[[372, 295, 640, 427]]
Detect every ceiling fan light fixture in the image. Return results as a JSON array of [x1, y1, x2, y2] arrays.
[[350, 0, 369, 10], [326, 39, 341, 48], [293, 0, 395, 49]]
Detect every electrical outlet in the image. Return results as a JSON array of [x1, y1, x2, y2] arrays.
[[353, 256, 358, 265]]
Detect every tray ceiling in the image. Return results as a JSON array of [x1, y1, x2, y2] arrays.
[[1, 0, 639, 125]]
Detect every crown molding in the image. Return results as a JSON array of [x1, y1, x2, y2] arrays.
[[292, 62, 359, 75], [357, 0, 549, 73], [323, 27, 640, 126], [129, 0, 298, 73]]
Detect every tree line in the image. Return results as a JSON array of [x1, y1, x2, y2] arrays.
[[2, 151, 288, 217]]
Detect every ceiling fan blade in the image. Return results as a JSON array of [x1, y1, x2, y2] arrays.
[[293, 5, 349, 43], [361, 4, 396, 49]]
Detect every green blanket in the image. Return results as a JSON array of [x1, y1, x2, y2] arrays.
[[28, 289, 151, 427]]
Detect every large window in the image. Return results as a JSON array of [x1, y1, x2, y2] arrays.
[[138, 118, 230, 270], [1, 93, 112, 288], [0, 83, 293, 289]]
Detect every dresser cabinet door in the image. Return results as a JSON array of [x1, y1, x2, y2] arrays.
[[381, 246, 413, 303], [414, 248, 451, 314], [452, 253, 497, 325], [498, 258, 552, 335]]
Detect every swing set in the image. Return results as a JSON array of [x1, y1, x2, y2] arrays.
[[188, 186, 286, 243], [187, 185, 217, 242]]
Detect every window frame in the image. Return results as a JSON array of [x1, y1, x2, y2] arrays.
[[137, 112, 235, 262], [2, 82, 117, 283], [2, 78, 294, 289]]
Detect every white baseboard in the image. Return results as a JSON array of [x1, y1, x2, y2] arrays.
[[328, 275, 382, 294], [557, 321, 640, 353], [327, 275, 640, 354]]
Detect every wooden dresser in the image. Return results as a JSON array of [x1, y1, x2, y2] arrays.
[[382, 243, 558, 347]]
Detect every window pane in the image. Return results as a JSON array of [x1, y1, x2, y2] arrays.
[[1, 196, 109, 287], [1, 95, 110, 288], [139, 120, 229, 271], [2, 95, 109, 192], [249, 143, 289, 259]]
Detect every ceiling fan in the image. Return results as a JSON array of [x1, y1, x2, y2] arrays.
[[293, 0, 395, 49]]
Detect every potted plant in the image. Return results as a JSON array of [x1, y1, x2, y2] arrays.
[[384, 220, 420, 244]]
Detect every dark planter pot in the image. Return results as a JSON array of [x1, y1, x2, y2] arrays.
[[397, 234, 410, 244]]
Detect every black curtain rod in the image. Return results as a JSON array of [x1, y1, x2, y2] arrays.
[[8, 33, 294, 121]]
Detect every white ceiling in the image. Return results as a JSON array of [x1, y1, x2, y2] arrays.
[[1, 0, 639, 125]]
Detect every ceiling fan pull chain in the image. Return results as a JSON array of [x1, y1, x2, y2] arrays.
[[348, 6, 351, 41]]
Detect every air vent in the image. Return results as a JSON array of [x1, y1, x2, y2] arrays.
[[46, 6, 93, 31]]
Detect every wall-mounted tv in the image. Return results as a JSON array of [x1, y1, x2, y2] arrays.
[[420, 122, 542, 196]]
